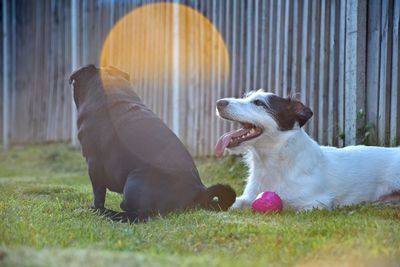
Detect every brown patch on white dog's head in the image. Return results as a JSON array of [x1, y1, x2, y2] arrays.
[[265, 95, 313, 130]]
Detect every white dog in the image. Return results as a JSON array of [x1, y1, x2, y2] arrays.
[[215, 90, 400, 211]]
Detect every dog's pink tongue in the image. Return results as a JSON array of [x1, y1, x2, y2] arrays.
[[215, 128, 248, 157], [215, 133, 232, 157]]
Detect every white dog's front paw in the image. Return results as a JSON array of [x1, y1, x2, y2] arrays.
[[230, 197, 252, 209], [296, 203, 330, 213]]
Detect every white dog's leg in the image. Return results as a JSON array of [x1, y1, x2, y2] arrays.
[[297, 204, 326, 212], [231, 196, 253, 209], [231, 178, 262, 209], [296, 196, 333, 212]]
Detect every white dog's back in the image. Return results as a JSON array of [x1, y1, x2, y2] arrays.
[[321, 145, 400, 206]]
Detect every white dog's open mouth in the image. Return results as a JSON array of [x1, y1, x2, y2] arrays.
[[215, 122, 263, 157]]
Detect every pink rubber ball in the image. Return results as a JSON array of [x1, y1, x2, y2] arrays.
[[251, 191, 283, 213]]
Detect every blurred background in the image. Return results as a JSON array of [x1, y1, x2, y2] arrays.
[[0, 0, 399, 156]]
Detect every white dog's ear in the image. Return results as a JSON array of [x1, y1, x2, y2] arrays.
[[289, 99, 313, 127]]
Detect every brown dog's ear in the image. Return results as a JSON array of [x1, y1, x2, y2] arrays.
[[289, 99, 313, 127], [106, 66, 130, 81], [69, 64, 98, 85]]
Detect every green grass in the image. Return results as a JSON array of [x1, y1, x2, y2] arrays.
[[0, 144, 399, 267]]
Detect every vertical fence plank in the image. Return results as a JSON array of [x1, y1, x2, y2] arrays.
[[63, 0, 69, 139], [222, 0, 229, 137], [215, 0, 223, 155], [238, 0, 245, 94], [0, 0, 3, 144], [252, 0, 259, 90], [198, 0, 205, 156], [318, 0, 329, 143], [52, 1, 60, 142], [391, 0, 400, 145], [366, 0, 381, 144], [327, 0, 338, 145], [2, 0, 10, 150], [290, 0, 302, 95], [150, 1, 158, 116], [345, 0, 366, 146], [195, 1, 201, 156], [245, 0, 253, 92], [259, 0, 267, 90], [230, 0, 238, 132], [208, 0, 216, 155], [156, 1, 163, 120], [82, 0, 88, 66], [71, 0, 78, 146], [185, 2, 193, 154], [41, 1, 49, 142], [274, 0, 284, 95], [282, 0, 292, 97], [206, 0, 212, 155], [47, 0, 56, 140], [300, 0, 310, 106], [308, 0, 320, 139], [10, 0, 16, 139], [48, 0, 59, 140], [378, 0, 393, 145], [267, 0, 275, 90], [163, 2, 171, 126], [337, 0, 346, 146], [172, 1, 181, 138], [32, 1, 40, 141], [230, 0, 238, 96], [44, 0, 51, 140], [381, 0, 392, 146]]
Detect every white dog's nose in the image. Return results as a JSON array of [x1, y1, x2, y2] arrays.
[[216, 99, 229, 111]]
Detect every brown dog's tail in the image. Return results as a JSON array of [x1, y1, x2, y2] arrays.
[[201, 184, 236, 211]]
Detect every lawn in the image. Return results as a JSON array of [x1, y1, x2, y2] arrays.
[[0, 144, 399, 267]]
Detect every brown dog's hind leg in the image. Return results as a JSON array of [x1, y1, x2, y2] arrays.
[[119, 171, 152, 223], [88, 160, 107, 209], [94, 208, 141, 223]]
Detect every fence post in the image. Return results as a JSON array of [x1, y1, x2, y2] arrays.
[[10, 0, 16, 139], [344, 0, 367, 145], [172, 2, 180, 138], [71, 0, 78, 146], [2, 0, 10, 151]]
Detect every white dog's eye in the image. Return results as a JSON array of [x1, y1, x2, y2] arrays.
[[253, 100, 265, 107]]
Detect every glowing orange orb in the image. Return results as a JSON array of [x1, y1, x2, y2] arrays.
[[100, 3, 230, 85]]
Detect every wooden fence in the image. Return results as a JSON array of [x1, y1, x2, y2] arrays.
[[1, 0, 400, 156]]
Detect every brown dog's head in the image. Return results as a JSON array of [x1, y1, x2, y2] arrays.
[[69, 65, 131, 108], [69, 64, 99, 108]]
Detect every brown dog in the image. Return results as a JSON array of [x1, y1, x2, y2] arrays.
[[69, 64, 236, 222]]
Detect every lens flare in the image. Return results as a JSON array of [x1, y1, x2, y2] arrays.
[[100, 3, 230, 86]]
